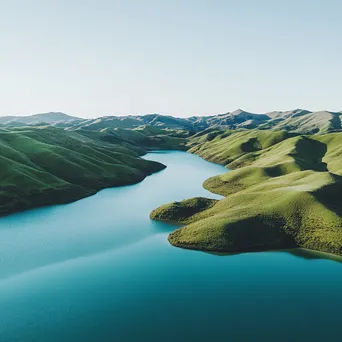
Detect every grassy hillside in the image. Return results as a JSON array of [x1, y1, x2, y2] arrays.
[[188, 129, 293, 166], [150, 197, 217, 223], [313, 133, 342, 175], [79, 126, 187, 154], [0, 126, 172, 216], [151, 130, 342, 256]]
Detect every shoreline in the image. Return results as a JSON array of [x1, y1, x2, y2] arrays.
[[0, 153, 167, 218], [150, 134, 342, 259]]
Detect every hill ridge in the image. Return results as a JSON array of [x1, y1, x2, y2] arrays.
[[1, 109, 341, 134]]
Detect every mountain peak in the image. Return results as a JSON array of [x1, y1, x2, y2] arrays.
[[230, 109, 247, 116]]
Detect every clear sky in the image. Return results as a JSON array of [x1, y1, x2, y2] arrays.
[[1, 0, 341, 118]]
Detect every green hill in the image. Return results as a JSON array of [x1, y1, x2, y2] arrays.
[[0, 126, 175, 216], [188, 129, 293, 166], [151, 130, 342, 256], [150, 197, 218, 223]]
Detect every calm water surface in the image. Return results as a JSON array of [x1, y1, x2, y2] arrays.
[[0, 151, 341, 341]]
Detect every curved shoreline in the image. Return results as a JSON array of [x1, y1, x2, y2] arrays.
[[0, 158, 166, 218], [150, 130, 342, 257]]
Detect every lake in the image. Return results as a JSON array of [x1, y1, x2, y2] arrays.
[[0, 151, 341, 341]]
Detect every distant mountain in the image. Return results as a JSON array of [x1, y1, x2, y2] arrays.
[[64, 114, 194, 132], [188, 109, 271, 130], [0, 109, 340, 134], [0, 112, 83, 126], [262, 109, 342, 134], [63, 110, 272, 132]]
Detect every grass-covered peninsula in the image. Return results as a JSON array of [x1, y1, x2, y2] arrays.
[[151, 130, 342, 256], [0, 126, 186, 216], [150, 197, 218, 223]]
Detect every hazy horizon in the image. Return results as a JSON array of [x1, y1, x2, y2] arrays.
[[1, 0, 341, 118], [1, 107, 341, 120]]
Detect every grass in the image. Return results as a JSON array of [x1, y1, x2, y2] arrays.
[[188, 130, 293, 166], [151, 130, 342, 256], [0, 126, 171, 216], [150, 197, 218, 223], [313, 133, 342, 175]]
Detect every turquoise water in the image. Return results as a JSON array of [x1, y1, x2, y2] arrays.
[[0, 151, 341, 341]]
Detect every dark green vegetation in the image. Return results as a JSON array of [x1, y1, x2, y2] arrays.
[[0, 125, 187, 216], [151, 130, 342, 256]]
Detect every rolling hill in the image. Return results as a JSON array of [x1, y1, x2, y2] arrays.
[[1, 109, 341, 232], [0, 126, 186, 216], [151, 130, 342, 257]]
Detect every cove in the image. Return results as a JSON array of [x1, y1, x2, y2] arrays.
[[0, 151, 341, 341]]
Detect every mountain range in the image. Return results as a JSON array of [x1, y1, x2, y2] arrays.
[[0, 112, 82, 126], [0, 109, 341, 134]]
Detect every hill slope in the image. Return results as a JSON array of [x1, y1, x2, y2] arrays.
[[151, 130, 342, 256], [0, 126, 177, 216]]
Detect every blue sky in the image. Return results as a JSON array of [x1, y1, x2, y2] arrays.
[[1, 0, 341, 118]]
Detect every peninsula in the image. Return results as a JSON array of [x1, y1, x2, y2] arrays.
[[151, 129, 342, 256]]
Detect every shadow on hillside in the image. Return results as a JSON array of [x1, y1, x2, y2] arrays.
[[291, 137, 328, 172], [241, 138, 262, 153], [312, 173, 342, 217]]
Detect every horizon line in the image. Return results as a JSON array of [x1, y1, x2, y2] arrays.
[[1, 108, 341, 120]]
